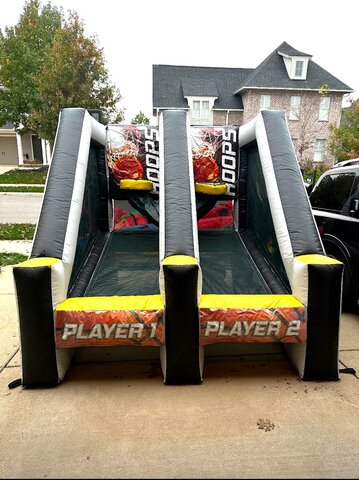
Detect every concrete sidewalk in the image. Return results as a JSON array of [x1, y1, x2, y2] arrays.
[[0, 264, 359, 479], [0, 240, 32, 256]]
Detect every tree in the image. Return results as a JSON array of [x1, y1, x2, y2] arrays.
[[328, 99, 359, 161], [0, 0, 124, 144], [292, 96, 323, 173], [0, 1, 62, 133], [131, 111, 150, 125]]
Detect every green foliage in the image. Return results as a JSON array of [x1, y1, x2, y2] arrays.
[[0, 252, 28, 266], [319, 83, 330, 96], [131, 111, 150, 125], [301, 162, 329, 185], [0, 0, 124, 143], [328, 99, 359, 161], [0, 1, 62, 134], [0, 223, 36, 240]]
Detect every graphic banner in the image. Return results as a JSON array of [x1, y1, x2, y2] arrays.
[[106, 125, 160, 196], [56, 309, 164, 348], [200, 306, 306, 344], [191, 126, 239, 197]]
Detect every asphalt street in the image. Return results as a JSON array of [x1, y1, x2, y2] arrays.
[[0, 193, 43, 224]]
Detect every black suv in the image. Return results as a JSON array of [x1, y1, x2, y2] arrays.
[[309, 164, 359, 312]]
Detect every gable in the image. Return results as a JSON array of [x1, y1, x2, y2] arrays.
[[235, 42, 353, 93]]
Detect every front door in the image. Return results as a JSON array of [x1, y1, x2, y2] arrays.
[[31, 135, 43, 163]]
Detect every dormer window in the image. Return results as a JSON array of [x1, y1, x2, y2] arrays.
[[184, 96, 217, 125], [295, 61, 304, 78], [290, 56, 309, 79], [278, 49, 311, 80], [193, 100, 209, 120]]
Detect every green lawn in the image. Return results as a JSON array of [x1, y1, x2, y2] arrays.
[[0, 166, 48, 185], [0, 185, 44, 193], [0, 223, 35, 240], [0, 252, 28, 267], [0, 169, 44, 264]]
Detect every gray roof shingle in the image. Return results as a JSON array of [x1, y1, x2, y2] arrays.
[[153, 65, 252, 110], [276, 41, 312, 57], [181, 78, 218, 97]]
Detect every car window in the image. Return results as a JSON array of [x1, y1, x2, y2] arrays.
[[310, 172, 356, 212]]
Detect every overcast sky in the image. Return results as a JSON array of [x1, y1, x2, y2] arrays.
[[1, 0, 358, 123]]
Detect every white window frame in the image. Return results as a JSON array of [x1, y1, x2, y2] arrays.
[[185, 96, 216, 125], [192, 100, 201, 119], [260, 94, 271, 110], [319, 96, 331, 121], [289, 96, 301, 120], [314, 139, 327, 162], [192, 100, 210, 120]]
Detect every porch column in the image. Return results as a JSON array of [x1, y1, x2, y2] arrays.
[[41, 139, 47, 164], [16, 132, 24, 165], [46, 141, 52, 165]]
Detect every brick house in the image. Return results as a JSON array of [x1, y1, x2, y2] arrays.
[[153, 41, 353, 166]]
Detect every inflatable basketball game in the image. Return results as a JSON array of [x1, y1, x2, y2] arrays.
[[13, 108, 343, 387]]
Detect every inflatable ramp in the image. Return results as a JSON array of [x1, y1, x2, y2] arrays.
[[13, 108, 343, 387]]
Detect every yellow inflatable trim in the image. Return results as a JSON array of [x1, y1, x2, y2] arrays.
[[56, 294, 164, 312], [120, 179, 153, 190], [296, 254, 342, 265], [195, 182, 227, 195], [16, 257, 60, 268], [200, 294, 304, 309], [163, 255, 198, 266]]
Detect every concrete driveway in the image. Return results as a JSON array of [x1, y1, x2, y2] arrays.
[[0, 264, 358, 479]]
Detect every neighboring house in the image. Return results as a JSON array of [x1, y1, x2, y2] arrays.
[[0, 83, 52, 166], [0, 121, 51, 166], [153, 41, 354, 166]]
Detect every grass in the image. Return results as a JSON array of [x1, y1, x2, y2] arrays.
[[0, 166, 48, 185], [0, 168, 43, 264], [0, 185, 44, 193], [0, 223, 35, 240], [0, 252, 28, 267]]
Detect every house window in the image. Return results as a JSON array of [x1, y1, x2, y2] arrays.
[[289, 96, 301, 120], [260, 95, 271, 109], [319, 96, 330, 121], [314, 139, 327, 162], [295, 61, 304, 77], [192, 100, 210, 120]]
